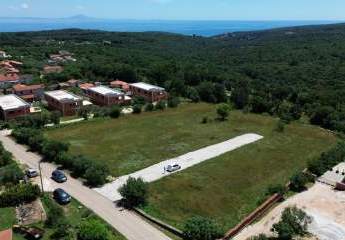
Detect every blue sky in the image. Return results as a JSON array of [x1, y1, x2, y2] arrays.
[[1, 0, 345, 20]]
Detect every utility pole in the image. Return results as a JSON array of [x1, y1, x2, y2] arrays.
[[38, 160, 44, 193]]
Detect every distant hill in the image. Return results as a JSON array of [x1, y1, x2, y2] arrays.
[[0, 16, 339, 36]]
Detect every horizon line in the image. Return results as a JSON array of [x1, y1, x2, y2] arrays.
[[0, 15, 344, 22]]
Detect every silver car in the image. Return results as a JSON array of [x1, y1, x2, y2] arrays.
[[166, 164, 181, 172], [26, 168, 39, 178]]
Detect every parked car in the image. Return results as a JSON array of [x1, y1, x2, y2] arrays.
[[166, 164, 181, 172], [53, 188, 71, 204], [26, 168, 39, 178], [51, 170, 67, 183]]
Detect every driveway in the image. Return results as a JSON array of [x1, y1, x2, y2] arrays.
[[0, 130, 171, 240], [95, 133, 263, 201]]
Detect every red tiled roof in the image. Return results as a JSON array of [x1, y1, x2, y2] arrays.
[[0, 229, 12, 240], [0, 74, 19, 82], [43, 66, 63, 74], [79, 83, 95, 90], [110, 80, 129, 90], [13, 84, 44, 91]]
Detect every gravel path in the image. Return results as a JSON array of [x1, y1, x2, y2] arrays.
[[95, 133, 263, 201], [0, 130, 171, 240]]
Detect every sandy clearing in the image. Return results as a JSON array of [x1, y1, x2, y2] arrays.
[[235, 183, 345, 240]]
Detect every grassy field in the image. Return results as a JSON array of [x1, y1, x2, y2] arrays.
[[141, 116, 337, 231], [47, 102, 333, 177], [45, 103, 337, 232]]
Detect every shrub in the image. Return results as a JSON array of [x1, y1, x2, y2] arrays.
[[216, 103, 231, 121], [78, 107, 91, 120], [201, 116, 209, 124], [42, 140, 69, 161], [0, 164, 24, 185], [42, 195, 65, 227], [51, 221, 75, 240], [109, 106, 121, 119], [0, 183, 41, 207], [183, 216, 223, 240], [266, 184, 286, 196], [84, 163, 110, 187], [155, 101, 167, 111], [132, 96, 146, 106], [51, 111, 61, 125], [119, 177, 148, 208], [272, 206, 311, 240], [77, 218, 110, 240], [144, 103, 154, 112], [132, 105, 142, 114], [275, 119, 286, 132], [0, 143, 13, 167], [289, 172, 313, 192], [308, 141, 345, 176], [250, 234, 270, 240], [168, 97, 180, 108]]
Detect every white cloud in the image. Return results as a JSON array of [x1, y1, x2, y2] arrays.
[[20, 3, 29, 9]]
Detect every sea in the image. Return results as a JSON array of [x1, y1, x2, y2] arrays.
[[0, 18, 341, 36]]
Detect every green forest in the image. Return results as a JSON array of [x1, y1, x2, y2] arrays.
[[2, 23, 345, 132]]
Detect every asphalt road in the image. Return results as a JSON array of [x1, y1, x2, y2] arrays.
[[96, 133, 263, 201], [0, 130, 171, 240]]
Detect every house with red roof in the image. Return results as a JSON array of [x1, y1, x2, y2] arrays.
[[110, 80, 130, 92], [12, 84, 45, 102]]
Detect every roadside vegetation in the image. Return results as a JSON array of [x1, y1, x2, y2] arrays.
[[40, 195, 125, 240]]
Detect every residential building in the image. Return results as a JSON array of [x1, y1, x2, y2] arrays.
[[87, 86, 131, 106], [110, 80, 130, 92], [0, 73, 20, 87], [0, 94, 30, 120], [43, 65, 64, 74], [67, 79, 79, 87], [44, 90, 82, 116], [79, 83, 95, 93], [12, 84, 45, 102], [129, 82, 168, 102]]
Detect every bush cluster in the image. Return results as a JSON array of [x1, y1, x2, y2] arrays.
[[119, 177, 148, 208], [12, 127, 109, 187], [0, 183, 41, 207], [308, 141, 345, 176], [182, 216, 223, 240]]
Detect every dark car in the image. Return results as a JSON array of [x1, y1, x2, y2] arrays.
[[53, 188, 71, 204], [51, 170, 67, 183]]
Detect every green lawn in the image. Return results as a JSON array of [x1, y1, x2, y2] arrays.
[[0, 207, 16, 230], [142, 118, 337, 231], [47, 103, 332, 177]]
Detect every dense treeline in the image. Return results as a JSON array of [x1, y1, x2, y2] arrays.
[[12, 127, 109, 186], [2, 24, 345, 131]]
